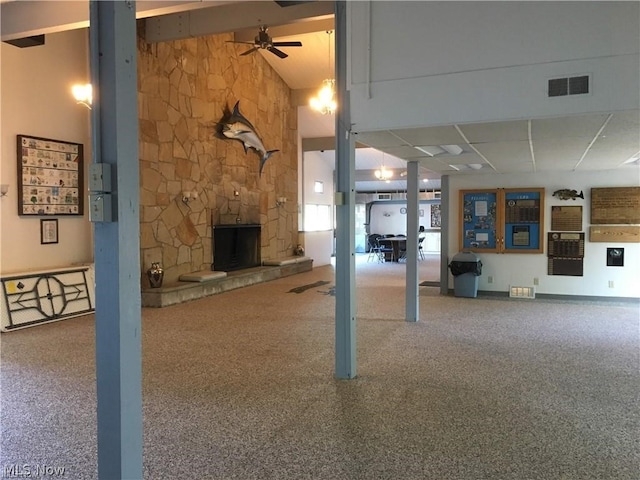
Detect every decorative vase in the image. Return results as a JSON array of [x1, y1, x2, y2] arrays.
[[147, 262, 164, 288]]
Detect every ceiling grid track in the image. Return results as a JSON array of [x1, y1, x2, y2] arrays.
[[573, 114, 613, 170], [454, 125, 498, 172], [528, 120, 536, 172]]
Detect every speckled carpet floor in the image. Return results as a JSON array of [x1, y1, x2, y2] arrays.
[[1, 255, 638, 479]]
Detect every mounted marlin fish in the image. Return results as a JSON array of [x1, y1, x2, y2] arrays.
[[218, 101, 278, 176]]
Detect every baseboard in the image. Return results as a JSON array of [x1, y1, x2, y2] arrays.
[[446, 288, 639, 304]]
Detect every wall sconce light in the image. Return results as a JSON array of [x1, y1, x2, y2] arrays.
[[0, 184, 8, 197], [181, 191, 198, 204], [71, 83, 92, 109], [276, 197, 287, 207]]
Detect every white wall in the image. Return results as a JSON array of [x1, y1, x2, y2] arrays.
[[448, 169, 640, 298], [349, 1, 640, 131], [1, 29, 92, 274], [300, 150, 334, 266], [368, 201, 439, 235]]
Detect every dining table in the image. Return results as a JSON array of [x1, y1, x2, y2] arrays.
[[377, 236, 407, 262]]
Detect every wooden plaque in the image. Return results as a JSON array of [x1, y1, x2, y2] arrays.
[[551, 206, 582, 231], [591, 187, 640, 224], [589, 226, 640, 243]]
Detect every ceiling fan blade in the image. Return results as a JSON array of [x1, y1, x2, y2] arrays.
[[241, 47, 259, 56], [272, 41, 303, 47], [268, 47, 288, 59], [226, 40, 256, 45]]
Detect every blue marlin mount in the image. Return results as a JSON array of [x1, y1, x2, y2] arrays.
[[218, 101, 278, 176]]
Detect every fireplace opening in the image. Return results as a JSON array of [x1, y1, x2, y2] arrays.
[[213, 224, 261, 271]]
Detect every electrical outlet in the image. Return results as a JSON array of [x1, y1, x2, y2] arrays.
[[533, 277, 539, 286], [487, 276, 493, 284], [608, 280, 614, 288]]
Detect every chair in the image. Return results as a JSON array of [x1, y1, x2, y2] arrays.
[[377, 236, 395, 262], [367, 234, 385, 263], [418, 236, 426, 260], [397, 239, 407, 262]]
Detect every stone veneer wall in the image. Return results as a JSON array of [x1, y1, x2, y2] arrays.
[[137, 28, 298, 286]]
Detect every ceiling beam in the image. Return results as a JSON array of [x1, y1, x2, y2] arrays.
[[0, 0, 226, 41], [145, 0, 334, 43]]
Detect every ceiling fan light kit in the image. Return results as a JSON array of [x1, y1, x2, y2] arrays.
[[227, 25, 302, 59]]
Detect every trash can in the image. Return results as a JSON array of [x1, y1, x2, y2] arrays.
[[449, 251, 482, 298]]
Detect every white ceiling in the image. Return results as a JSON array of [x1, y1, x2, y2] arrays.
[[3, 0, 638, 193], [255, 22, 639, 194]]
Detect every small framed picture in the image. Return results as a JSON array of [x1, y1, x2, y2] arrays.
[[40, 218, 59, 244]]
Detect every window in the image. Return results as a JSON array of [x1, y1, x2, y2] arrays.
[[304, 204, 331, 231]]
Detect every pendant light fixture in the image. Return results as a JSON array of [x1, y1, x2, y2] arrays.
[[310, 30, 336, 115], [374, 152, 393, 182]]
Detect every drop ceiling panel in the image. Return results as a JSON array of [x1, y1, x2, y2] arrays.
[[380, 146, 430, 159], [354, 131, 409, 148], [390, 126, 464, 146], [472, 141, 532, 170], [578, 133, 640, 169], [534, 137, 591, 169], [459, 120, 529, 143], [602, 110, 640, 137], [417, 158, 463, 174], [532, 113, 611, 140]]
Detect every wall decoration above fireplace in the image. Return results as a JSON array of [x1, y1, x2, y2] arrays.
[[218, 101, 278, 176]]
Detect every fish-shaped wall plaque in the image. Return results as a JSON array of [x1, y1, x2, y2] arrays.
[[552, 189, 584, 200], [218, 101, 278, 176]]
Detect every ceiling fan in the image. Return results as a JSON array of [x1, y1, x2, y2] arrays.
[[227, 25, 302, 59]]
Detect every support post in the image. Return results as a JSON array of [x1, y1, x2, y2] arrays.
[[90, 1, 143, 478], [440, 175, 450, 296], [405, 160, 419, 322], [334, 0, 357, 379]]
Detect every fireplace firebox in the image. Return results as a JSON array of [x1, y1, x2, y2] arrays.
[[213, 224, 261, 271]]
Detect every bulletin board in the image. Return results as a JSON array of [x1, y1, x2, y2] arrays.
[[460, 188, 544, 253], [17, 134, 84, 216], [460, 190, 498, 252]]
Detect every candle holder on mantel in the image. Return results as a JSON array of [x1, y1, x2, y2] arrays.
[[147, 262, 164, 288]]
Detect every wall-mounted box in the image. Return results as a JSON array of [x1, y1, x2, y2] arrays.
[[89, 163, 112, 192], [89, 193, 113, 222]]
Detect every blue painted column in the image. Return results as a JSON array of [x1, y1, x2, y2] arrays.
[[405, 160, 419, 322], [440, 175, 450, 296], [334, 0, 357, 379], [89, 1, 143, 479]]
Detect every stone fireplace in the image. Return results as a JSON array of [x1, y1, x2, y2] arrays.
[[137, 26, 298, 286], [213, 224, 261, 271]]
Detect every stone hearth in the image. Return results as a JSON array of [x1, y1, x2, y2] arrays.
[[141, 258, 312, 308]]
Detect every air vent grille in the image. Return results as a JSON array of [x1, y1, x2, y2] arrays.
[[509, 286, 536, 299], [548, 75, 590, 97]]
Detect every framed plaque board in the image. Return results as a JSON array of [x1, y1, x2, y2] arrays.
[[591, 187, 640, 224], [503, 189, 543, 252], [551, 206, 582, 231], [547, 232, 585, 276], [17, 134, 84, 216]]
